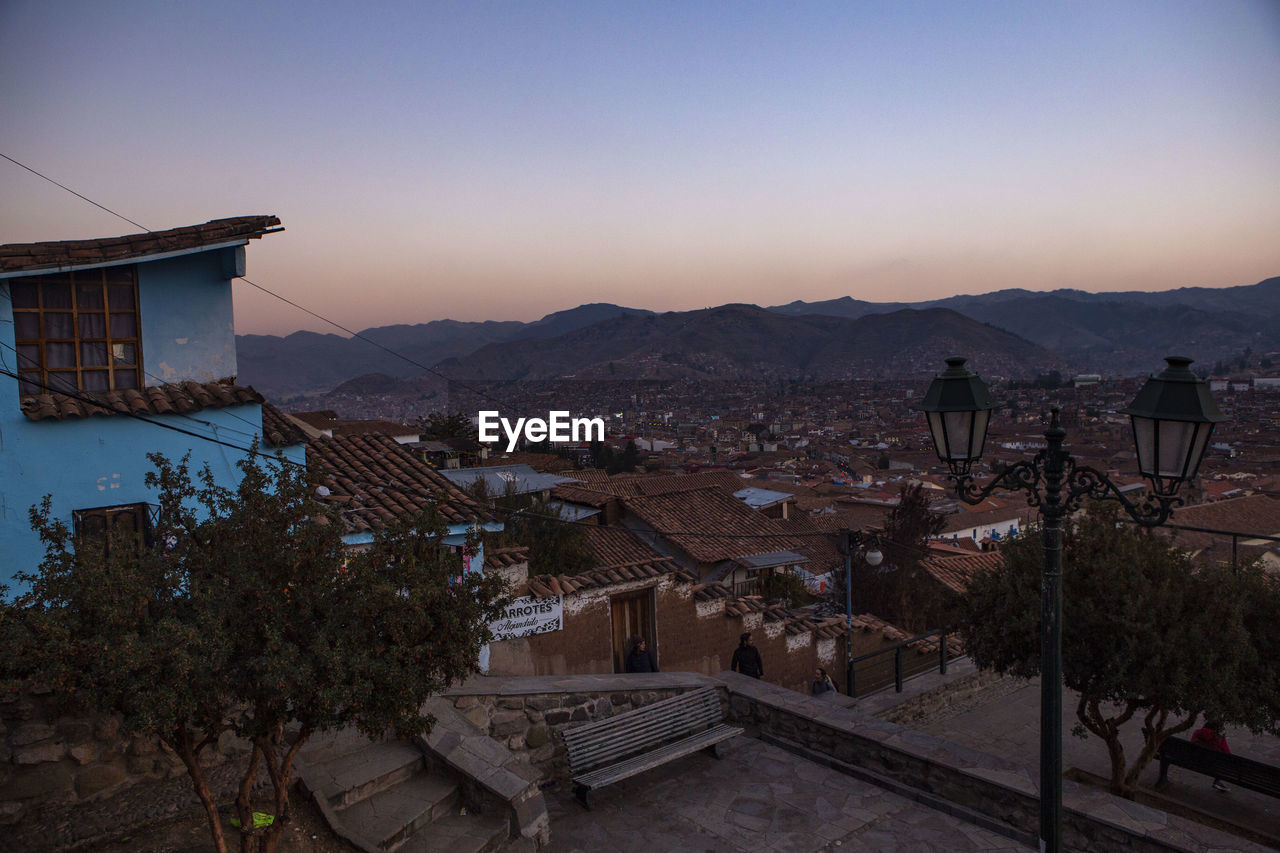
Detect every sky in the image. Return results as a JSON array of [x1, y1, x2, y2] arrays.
[[2, 1, 1278, 336]]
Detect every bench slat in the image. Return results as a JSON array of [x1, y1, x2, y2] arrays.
[[574, 724, 743, 790], [564, 690, 720, 743], [565, 706, 720, 763], [563, 689, 724, 773], [560, 687, 740, 804]]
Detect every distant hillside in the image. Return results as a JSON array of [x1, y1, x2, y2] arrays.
[[436, 304, 1061, 381], [769, 277, 1280, 374], [236, 303, 650, 398]]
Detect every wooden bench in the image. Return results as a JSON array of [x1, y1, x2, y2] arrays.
[[561, 686, 743, 808], [1156, 736, 1280, 798]]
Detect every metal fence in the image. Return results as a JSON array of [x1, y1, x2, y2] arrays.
[[844, 630, 964, 697]]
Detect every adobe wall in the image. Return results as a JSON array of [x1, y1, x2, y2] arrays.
[[487, 573, 916, 696]]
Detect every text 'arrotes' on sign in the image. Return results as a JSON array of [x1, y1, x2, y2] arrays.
[[477, 410, 606, 453]]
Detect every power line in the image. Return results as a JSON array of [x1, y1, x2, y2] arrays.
[[0, 154, 150, 232], [2, 151, 515, 413], [0, 367, 305, 470]]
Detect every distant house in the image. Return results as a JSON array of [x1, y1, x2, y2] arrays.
[[0, 217, 300, 593]]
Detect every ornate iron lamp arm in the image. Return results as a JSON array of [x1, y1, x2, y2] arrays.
[[1059, 459, 1181, 528]]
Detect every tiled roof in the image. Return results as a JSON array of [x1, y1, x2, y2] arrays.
[[307, 433, 486, 532], [523, 558, 691, 597], [692, 585, 918, 642], [331, 419, 419, 437], [21, 380, 262, 422], [1169, 495, 1280, 537], [580, 525, 664, 567], [485, 546, 530, 571], [623, 487, 804, 563], [0, 216, 283, 274], [551, 483, 615, 508], [261, 401, 308, 448], [922, 551, 1006, 594]]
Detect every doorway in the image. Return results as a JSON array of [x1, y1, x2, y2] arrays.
[[610, 588, 656, 672]]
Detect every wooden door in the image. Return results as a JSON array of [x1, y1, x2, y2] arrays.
[[610, 589, 655, 673]]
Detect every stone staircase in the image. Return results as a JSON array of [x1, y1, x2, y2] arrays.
[[296, 728, 509, 853]]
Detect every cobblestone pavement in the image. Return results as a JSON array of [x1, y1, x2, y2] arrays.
[[914, 677, 1280, 843], [541, 736, 1028, 852], [5, 760, 271, 853]]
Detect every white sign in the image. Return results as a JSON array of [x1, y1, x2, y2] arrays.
[[490, 595, 563, 642]]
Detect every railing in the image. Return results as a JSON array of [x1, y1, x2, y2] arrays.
[[845, 630, 963, 697]]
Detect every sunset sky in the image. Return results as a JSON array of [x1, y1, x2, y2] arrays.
[[2, 1, 1278, 336]]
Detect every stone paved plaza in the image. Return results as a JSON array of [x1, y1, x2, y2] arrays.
[[542, 735, 1028, 852]]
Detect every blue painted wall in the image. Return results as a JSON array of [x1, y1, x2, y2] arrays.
[[139, 248, 240, 383], [0, 247, 298, 595]]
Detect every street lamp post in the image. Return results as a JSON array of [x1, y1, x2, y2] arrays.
[[840, 530, 882, 697], [917, 356, 1223, 853]]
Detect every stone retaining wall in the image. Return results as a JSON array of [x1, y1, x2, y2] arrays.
[[0, 690, 248, 828], [445, 673, 1266, 853]]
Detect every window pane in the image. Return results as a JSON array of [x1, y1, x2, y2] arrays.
[[43, 281, 72, 309], [114, 369, 139, 390], [45, 313, 74, 338], [46, 371, 77, 393], [82, 370, 110, 392], [104, 267, 133, 285], [82, 342, 109, 367], [107, 283, 135, 309], [13, 313, 40, 339], [10, 282, 39, 309], [16, 345, 39, 369], [18, 372, 42, 397], [78, 313, 107, 338], [76, 282, 105, 310], [109, 313, 137, 338], [112, 343, 136, 365], [46, 341, 76, 368]]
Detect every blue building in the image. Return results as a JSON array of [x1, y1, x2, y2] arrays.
[[0, 216, 301, 593]]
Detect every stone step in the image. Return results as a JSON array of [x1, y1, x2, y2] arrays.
[[395, 811, 509, 853], [299, 727, 383, 767], [336, 771, 460, 852], [310, 739, 426, 809]]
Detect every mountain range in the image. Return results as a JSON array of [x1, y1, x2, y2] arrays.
[[235, 277, 1280, 399]]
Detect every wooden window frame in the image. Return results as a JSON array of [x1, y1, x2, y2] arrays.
[[73, 503, 157, 557], [11, 265, 143, 398]]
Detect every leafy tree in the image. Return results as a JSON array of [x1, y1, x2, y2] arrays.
[[759, 568, 810, 607], [959, 505, 1280, 798], [848, 483, 946, 631], [0, 452, 508, 853], [419, 411, 471, 440], [466, 479, 596, 577]]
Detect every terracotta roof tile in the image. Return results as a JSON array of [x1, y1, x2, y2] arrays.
[[260, 401, 308, 448], [20, 380, 262, 422], [522, 557, 691, 598], [485, 546, 530, 570], [922, 551, 1005, 594], [0, 216, 283, 274], [307, 433, 486, 533], [581, 526, 664, 567], [623, 487, 804, 563]]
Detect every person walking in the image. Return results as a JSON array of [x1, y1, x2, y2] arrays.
[[811, 667, 837, 695], [731, 632, 764, 679], [1191, 718, 1231, 791], [624, 635, 658, 673]]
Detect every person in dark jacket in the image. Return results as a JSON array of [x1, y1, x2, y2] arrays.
[[731, 632, 764, 678], [625, 635, 658, 673]]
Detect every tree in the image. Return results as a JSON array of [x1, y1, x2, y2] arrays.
[[959, 504, 1280, 798], [0, 451, 508, 853], [419, 411, 471, 440], [847, 483, 946, 632]]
